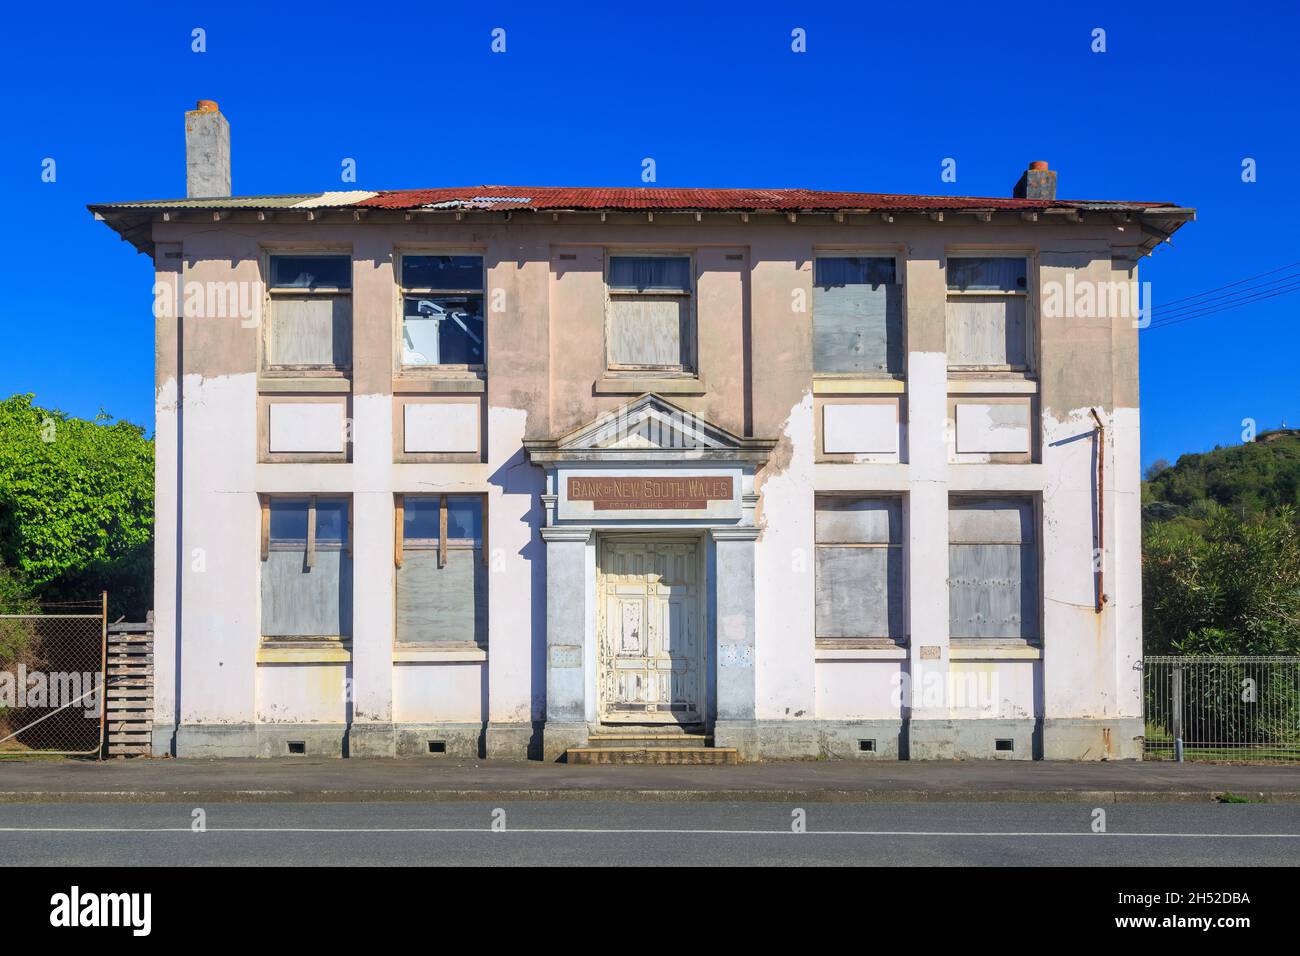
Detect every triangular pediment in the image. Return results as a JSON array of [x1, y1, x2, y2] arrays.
[[524, 394, 776, 465], [565, 394, 734, 451]]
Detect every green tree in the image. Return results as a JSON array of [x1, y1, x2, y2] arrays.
[[0, 394, 153, 619], [1143, 503, 1300, 655]]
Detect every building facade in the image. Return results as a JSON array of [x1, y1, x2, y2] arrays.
[[92, 103, 1193, 761]]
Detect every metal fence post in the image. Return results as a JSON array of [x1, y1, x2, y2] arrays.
[[99, 590, 108, 760], [1172, 665, 1184, 763]]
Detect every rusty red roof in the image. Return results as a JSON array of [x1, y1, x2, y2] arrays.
[[89, 185, 1193, 256], [351, 186, 1172, 212]]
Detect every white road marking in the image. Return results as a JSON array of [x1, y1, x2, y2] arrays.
[[0, 827, 1297, 837]]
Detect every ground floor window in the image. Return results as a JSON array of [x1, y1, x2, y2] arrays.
[[815, 496, 905, 644], [948, 496, 1038, 640], [259, 495, 352, 640], [394, 494, 487, 646]]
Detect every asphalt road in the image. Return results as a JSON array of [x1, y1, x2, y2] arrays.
[[3, 800, 1299, 866]]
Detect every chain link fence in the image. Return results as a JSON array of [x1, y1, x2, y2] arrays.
[[1144, 656, 1300, 763], [0, 598, 106, 757]]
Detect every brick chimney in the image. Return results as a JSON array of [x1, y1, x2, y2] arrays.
[[1014, 160, 1056, 201], [185, 100, 230, 198]]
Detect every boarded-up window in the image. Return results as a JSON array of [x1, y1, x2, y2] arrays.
[[815, 496, 905, 642], [400, 254, 485, 367], [261, 496, 352, 639], [945, 256, 1029, 370], [813, 257, 902, 374], [395, 494, 486, 646], [267, 255, 352, 369], [607, 255, 693, 371], [948, 497, 1038, 640]]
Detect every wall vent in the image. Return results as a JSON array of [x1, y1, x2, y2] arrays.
[[428, 740, 447, 754], [858, 739, 876, 753], [287, 740, 306, 755], [995, 738, 1015, 752]]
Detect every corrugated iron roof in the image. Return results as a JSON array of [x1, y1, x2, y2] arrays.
[[91, 185, 1180, 213], [88, 185, 1193, 256], [93, 191, 379, 210]]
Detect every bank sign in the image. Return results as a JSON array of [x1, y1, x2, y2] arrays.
[[557, 469, 742, 522], [568, 476, 733, 510]]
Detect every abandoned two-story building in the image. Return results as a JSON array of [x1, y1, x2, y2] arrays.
[[90, 101, 1192, 761]]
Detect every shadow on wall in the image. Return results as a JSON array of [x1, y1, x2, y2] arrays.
[[488, 446, 547, 760]]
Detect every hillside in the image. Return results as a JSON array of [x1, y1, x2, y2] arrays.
[[1142, 429, 1300, 522]]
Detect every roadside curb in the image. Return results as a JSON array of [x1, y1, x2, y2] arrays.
[[2, 788, 1297, 804]]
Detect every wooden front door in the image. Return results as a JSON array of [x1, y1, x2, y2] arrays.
[[598, 537, 704, 723]]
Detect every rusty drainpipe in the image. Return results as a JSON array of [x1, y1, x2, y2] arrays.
[[1090, 408, 1105, 613]]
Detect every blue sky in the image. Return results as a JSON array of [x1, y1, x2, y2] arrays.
[[1, 0, 1295, 468]]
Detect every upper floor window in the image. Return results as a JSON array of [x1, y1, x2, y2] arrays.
[[945, 256, 1031, 372], [266, 255, 352, 371], [606, 254, 694, 373], [400, 254, 485, 368], [813, 256, 902, 376]]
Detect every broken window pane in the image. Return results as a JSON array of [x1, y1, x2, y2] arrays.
[[402, 497, 439, 546], [446, 496, 483, 546], [402, 294, 485, 366], [269, 255, 352, 290], [402, 255, 483, 291], [314, 498, 348, 548], [815, 257, 896, 288]]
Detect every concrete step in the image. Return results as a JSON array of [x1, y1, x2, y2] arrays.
[[588, 732, 712, 749], [565, 746, 739, 766]]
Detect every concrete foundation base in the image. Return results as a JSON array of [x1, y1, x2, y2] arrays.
[[151, 723, 176, 757], [713, 719, 759, 761], [907, 719, 1040, 760], [542, 720, 589, 761], [392, 723, 484, 758], [486, 721, 539, 760], [175, 723, 347, 758], [160, 716, 1144, 761], [1043, 717, 1144, 760], [348, 722, 397, 758], [756, 720, 907, 759]]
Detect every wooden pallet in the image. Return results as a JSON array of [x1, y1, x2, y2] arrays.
[[105, 622, 153, 757]]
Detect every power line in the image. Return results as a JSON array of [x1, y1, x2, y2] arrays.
[[1141, 260, 1300, 331], [1146, 278, 1300, 327], [1146, 271, 1300, 321], [1146, 282, 1300, 331], [1152, 258, 1300, 309]]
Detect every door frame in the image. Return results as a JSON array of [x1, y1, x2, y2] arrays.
[[595, 532, 709, 726]]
